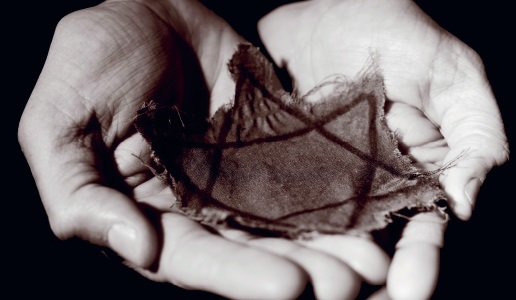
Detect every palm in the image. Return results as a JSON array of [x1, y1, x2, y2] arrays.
[[21, 1, 507, 299], [258, 0, 485, 170], [256, 0, 491, 298], [20, 1, 391, 298], [70, 5, 185, 203], [55, 2, 184, 138], [42, 1, 240, 205]]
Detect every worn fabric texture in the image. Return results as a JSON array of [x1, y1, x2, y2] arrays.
[[134, 43, 446, 239]]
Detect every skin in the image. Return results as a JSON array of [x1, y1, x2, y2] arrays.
[[19, 1, 386, 299], [258, 0, 509, 298], [18, 0, 509, 299]]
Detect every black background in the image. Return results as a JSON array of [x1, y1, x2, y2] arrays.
[[7, 1, 514, 299]]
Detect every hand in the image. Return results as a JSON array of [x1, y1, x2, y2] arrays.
[[19, 1, 390, 299], [258, 0, 509, 298]]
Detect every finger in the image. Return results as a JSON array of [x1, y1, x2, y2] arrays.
[[387, 211, 447, 300], [298, 234, 390, 285], [439, 147, 501, 220], [367, 287, 390, 300], [56, 185, 159, 268], [385, 102, 444, 150], [114, 132, 155, 188], [115, 133, 179, 212], [427, 48, 509, 220], [133, 176, 176, 211], [220, 229, 361, 300], [18, 124, 158, 268], [133, 214, 307, 300]]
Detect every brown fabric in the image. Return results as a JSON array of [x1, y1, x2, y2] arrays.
[[134, 43, 446, 239]]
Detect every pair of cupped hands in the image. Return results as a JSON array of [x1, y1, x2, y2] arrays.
[[19, 0, 508, 299]]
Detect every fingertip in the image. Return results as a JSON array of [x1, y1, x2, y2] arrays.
[[366, 287, 389, 300], [217, 256, 308, 300], [108, 221, 158, 268], [223, 255, 308, 300], [387, 244, 440, 300], [300, 235, 390, 285], [462, 177, 483, 215], [439, 180, 472, 220], [439, 160, 485, 221], [388, 212, 444, 299], [233, 250, 308, 300], [258, 262, 308, 300], [246, 237, 361, 300], [66, 187, 159, 268], [441, 175, 478, 221], [449, 199, 472, 221], [450, 176, 484, 221], [304, 254, 361, 300], [317, 262, 361, 300], [229, 249, 308, 300], [159, 214, 308, 300]]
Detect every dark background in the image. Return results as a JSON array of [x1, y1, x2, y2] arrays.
[[7, 1, 514, 299]]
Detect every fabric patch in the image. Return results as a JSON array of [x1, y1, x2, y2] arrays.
[[134, 43, 446, 239]]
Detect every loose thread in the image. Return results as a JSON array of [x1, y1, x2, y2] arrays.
[[391, 206, 449, 224], [410, 148, 470, 179]]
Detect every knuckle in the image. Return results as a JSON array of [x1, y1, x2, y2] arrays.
[[47, 205, 77, 241]]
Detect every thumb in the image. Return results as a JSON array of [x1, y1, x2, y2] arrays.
[[32, 164, 158, 268], [435, 80, 509, 220], [61, 186, 159, 268], [19, 119, 158, 269]]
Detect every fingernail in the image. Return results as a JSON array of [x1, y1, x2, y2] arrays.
[[108, 224, 139, 264], [464, 177, 483, 209]]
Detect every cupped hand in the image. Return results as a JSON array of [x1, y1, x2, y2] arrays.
[[258, 0, 509, 298], [18, 1, 390, 299]]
